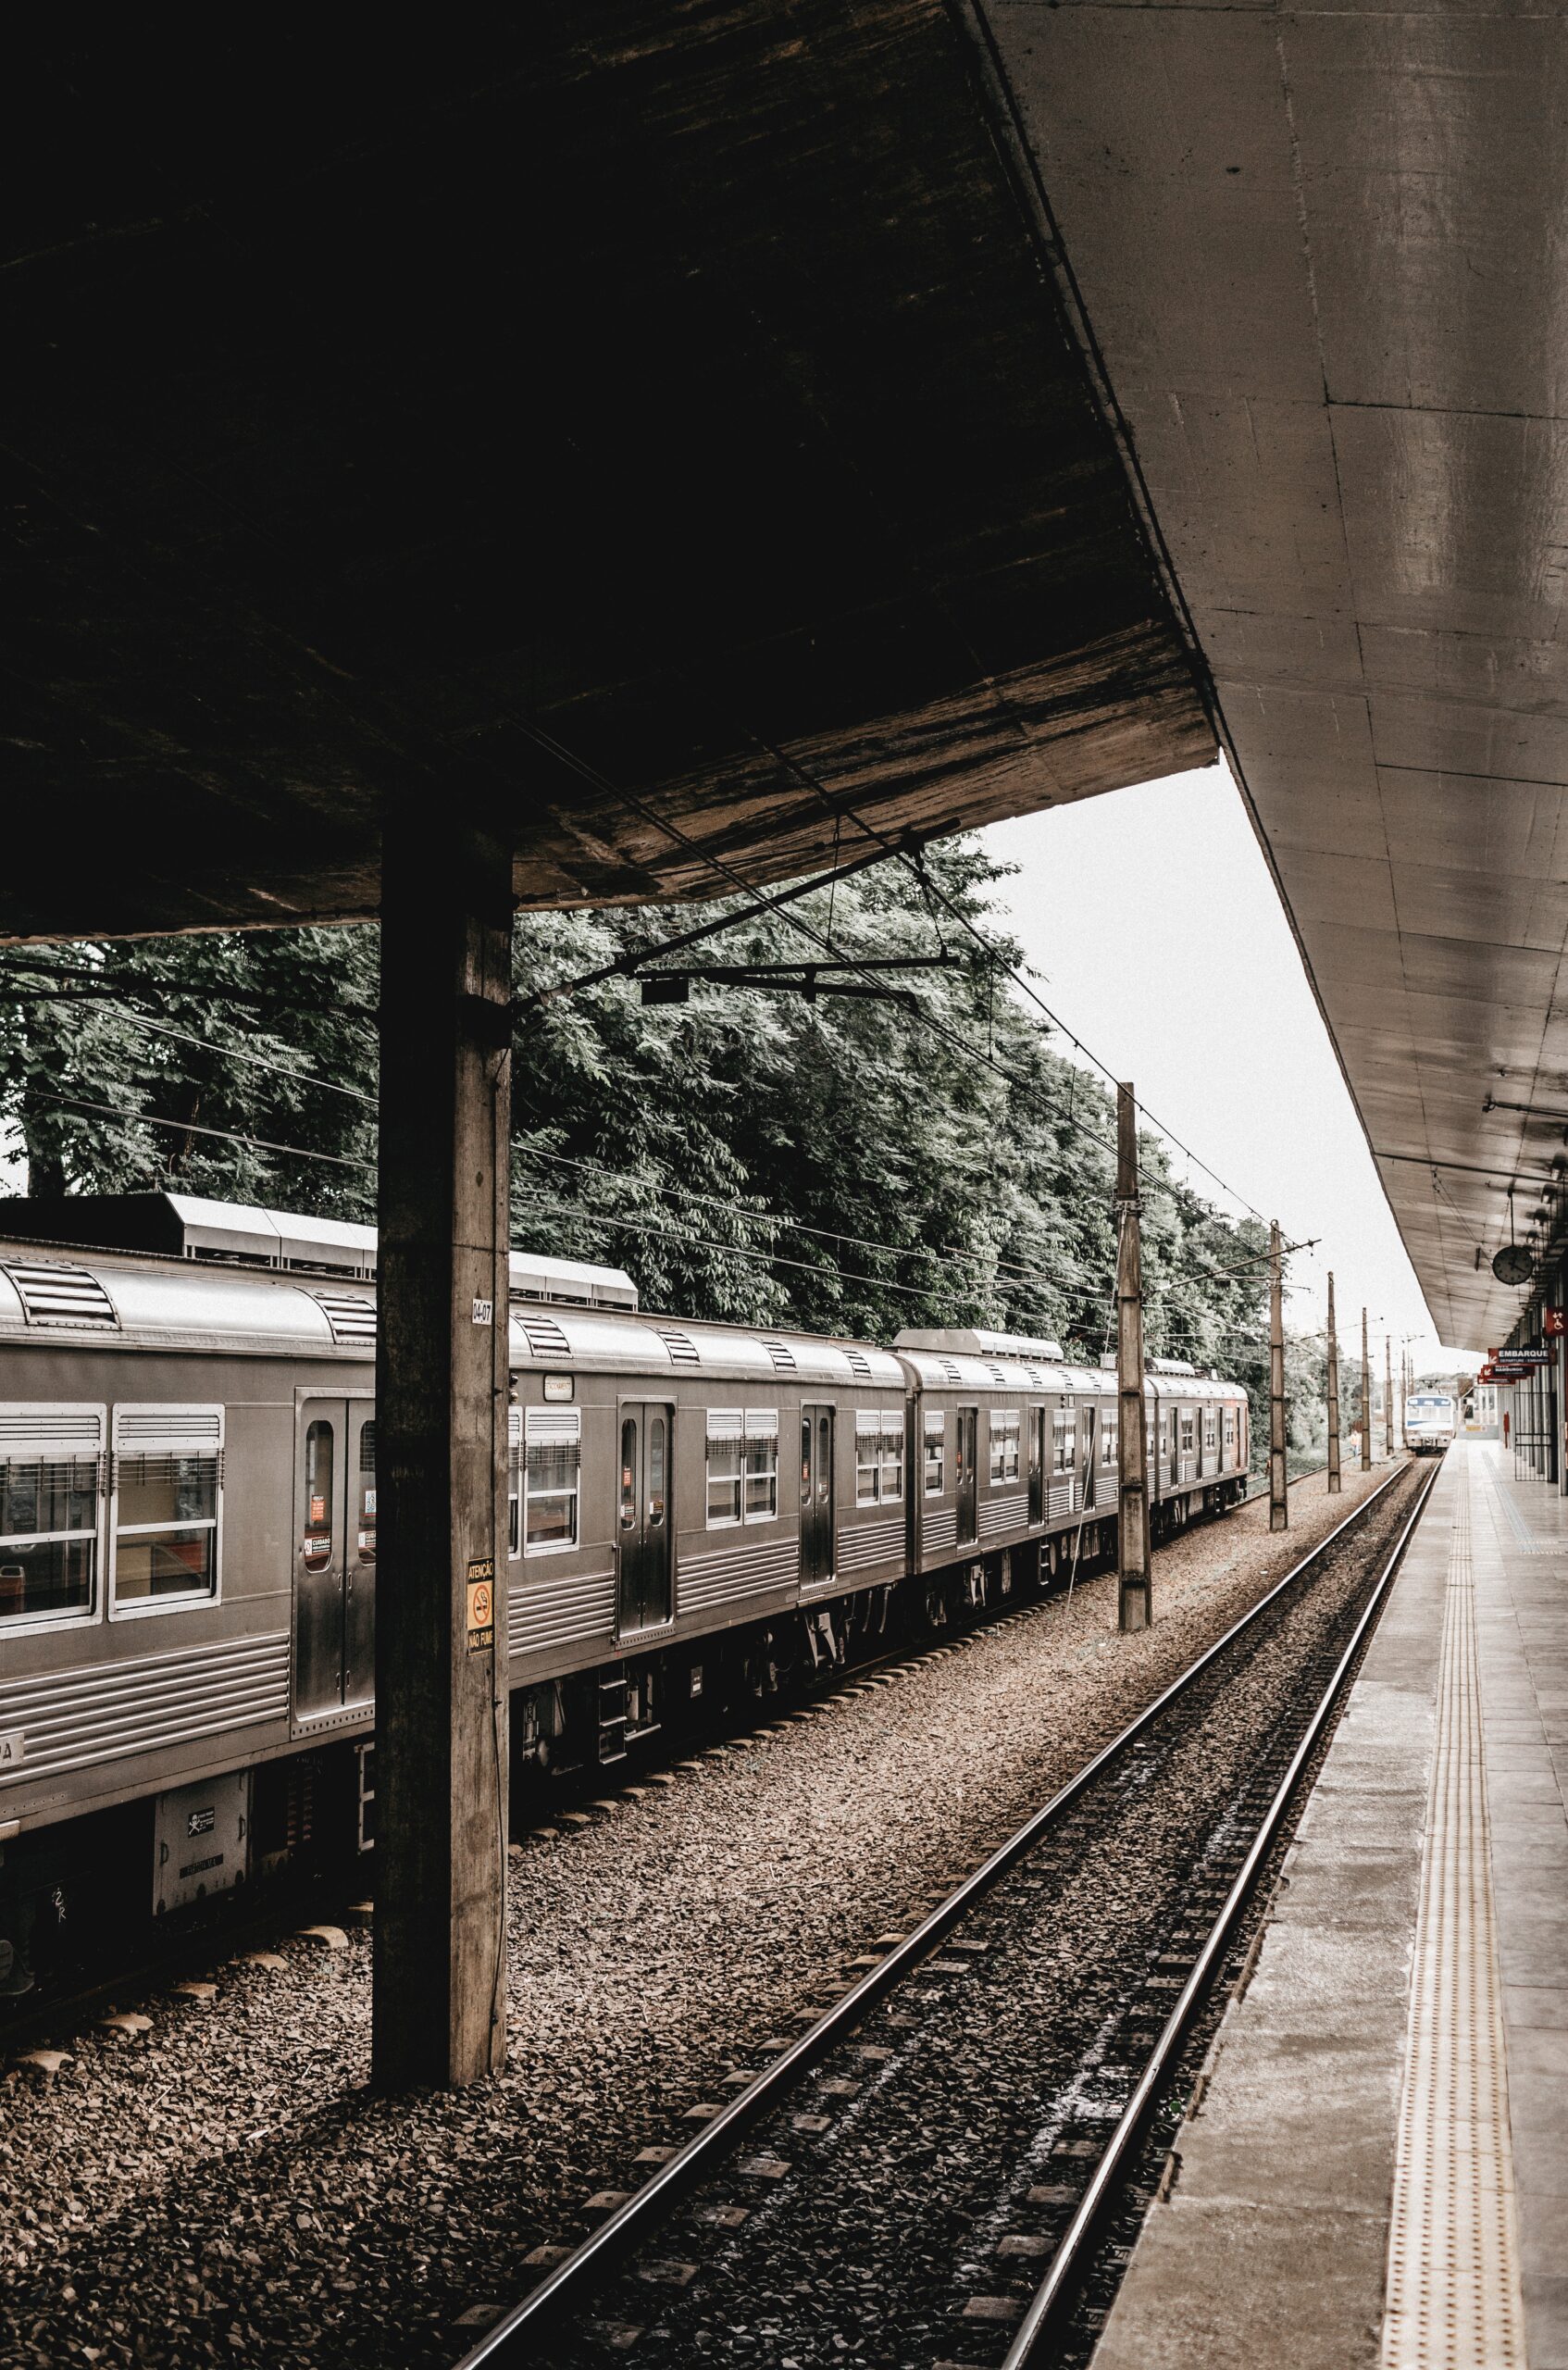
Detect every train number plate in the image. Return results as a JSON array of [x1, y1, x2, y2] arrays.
[[0, 1732, 24, 1768]]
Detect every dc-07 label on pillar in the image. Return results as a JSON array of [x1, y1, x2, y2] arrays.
[[466, 1558, 495, 1653]]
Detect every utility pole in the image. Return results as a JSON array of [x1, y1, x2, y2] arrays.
[[1325, 1273, 1341, 1493], [1269, 1220, 1288, 1531], [1115, 1084, 1151, 1632], [1362, 1308, 1372, 1470], [1385, 1334, 1394, 1458]]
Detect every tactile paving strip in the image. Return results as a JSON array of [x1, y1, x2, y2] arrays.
[[1379, 1480, 1525, 2368]]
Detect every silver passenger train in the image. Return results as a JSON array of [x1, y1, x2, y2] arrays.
[[0, 1194, 1250, 1990]]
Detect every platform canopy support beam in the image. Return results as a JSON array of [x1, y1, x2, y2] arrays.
[[1362, 1309, 1373, 1472], [1115, 1083, 1151, 1633], [372, 811, 513, 2092]]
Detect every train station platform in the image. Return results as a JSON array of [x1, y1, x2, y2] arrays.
[[1092, 1441, 1568, 2370]]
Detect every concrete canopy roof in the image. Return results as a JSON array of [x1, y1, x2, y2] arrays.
[[3, 14, 1210, 944], [983, 2, 1568, 1351]]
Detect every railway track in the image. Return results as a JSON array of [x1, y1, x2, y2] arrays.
[[455, 1454, 1434, 2370]]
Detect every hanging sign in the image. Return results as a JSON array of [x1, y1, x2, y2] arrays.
[[1492, 1346, 1552, 1368]]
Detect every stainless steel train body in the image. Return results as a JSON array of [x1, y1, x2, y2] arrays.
[[1402, 1391, 1456, 1455], [0, 1198, 1250, 1954]]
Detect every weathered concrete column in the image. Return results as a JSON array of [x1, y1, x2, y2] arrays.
[[1268, 1220, 1288, 1532], [1114, 1084, 1151, 1633], [1325, 1272, 1341, 1493], [373, 814, 512, 2091]]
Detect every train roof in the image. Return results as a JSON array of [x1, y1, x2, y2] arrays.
[[509, 1304, 906, 1390]]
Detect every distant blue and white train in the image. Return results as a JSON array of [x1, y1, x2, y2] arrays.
[[1403, 1391, 1456, 1455]]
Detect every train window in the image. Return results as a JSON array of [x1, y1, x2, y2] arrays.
[[301, 1419, 334, 1575], [744, 1410, 779, 1523], [854, 1411, 880, 1504], [620, 1417, 639, 1529], [923, 1410, 945, 1495], [1180, 1412, 1195, 1453], [1101, 1415, 1118, 1468], [1052, 1408, 1071, 1472], [0, 1405, 103, 1625], [989, 1410, 1021, 1486], [356, 1418, 376, 1563], [1224, 1410, 1237, 1453], [649, 1416, 667, 1527], [878, 1416, 904, 1503], [1203, 1410, 1217, 1453], [112, 1405, 223, 1609], [524, 1407, 580, 1553], [706, 1409, 743, 1527], [801, 1415, 813, 1505], [817, 1413, 831, 1504], [507, 1408, 523, 1558]]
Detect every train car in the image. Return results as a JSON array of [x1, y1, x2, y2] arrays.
[[1403, 1391, 1456, 1455], [0, 1193, 1251, 1995]]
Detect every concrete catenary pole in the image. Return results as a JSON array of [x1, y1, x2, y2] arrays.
[[1325, 1272, 1341, 1493], [1269, 1220, 1288, 1532], [1362, 1307, 1373, 1470], [1115, 1084, 1151, 1632], [1385, 1333, 1394, 1458], [373, 817, 512, 2091]]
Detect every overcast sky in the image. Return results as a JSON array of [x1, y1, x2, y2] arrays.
[[978, 760, 1476, 1379]]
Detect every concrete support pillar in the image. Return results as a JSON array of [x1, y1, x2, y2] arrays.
[[1361, 1309, 1372, 1471], [372, 815, 513, 2091], [1325, 1273, 1341, 1493], [1268, 1221, 1287, 1532], [1114, 1084, 1151, 1632]]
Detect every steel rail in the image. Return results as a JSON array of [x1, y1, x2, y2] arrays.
[[1001, 1451, 1445, 2366], [457, 1461, 1415, 2369]]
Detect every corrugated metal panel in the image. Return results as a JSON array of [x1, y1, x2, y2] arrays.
[[678, 1536, 799, 1613], [980, 1491, 1028, 1540], [839, 1516, 904, 1573], [507, 1568, 616, 1657], [922, 1506, 959, 1554], [0, 1632, 289, 1787]]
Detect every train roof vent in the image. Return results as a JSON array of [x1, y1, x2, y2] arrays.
[[518, 1314, 573, 1359], [310, 1291, 378, 1347], [1149, 1356, 1199, 1377], [2, 1260, 119, 1330], [653, 1326, 701, 1368], [509, 1250, 638, 1310], [987, 1365, 1010, 1387], [939, 1358, 963, 1385], [843, 1346, 873, 1379], [762, 1339, 797, 1371]]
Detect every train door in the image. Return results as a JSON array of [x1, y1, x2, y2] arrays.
[[1078, 1404, 1099, 1508], [801, 1403, 836, 1588], [1028, 1406, 1046, 1527], [954, 1405, 978, 1545], [294, 1396, 377, 1722], [617, 1401, 673, 1633]]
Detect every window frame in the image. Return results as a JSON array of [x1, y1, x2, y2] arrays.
[[878, 1412, 905, 1504], [922, 1408, 946, 1497], [1052, 1405, 1072, 1474], [109, 1403, 224, 1621], [507, 1405, 523, 1559], [854, 1409, 881, 1505], [989, 1407, 1021, 1487], [743, 1407, 780, 1525], [0, 1403, 106, 1638], [705, 1408, 744, 1529], [523, 1404, 581, 1557]]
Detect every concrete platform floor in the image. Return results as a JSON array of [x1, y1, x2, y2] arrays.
[[1091, 1441, 1568, 2370]]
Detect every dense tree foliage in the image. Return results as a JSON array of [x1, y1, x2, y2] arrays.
[[0, 838, 1313, 1466]]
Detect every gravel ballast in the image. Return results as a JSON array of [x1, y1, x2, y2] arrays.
[[0, 1464, 1400, 2369]]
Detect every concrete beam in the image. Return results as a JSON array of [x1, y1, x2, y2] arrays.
[[372, 813, 512, 2090]]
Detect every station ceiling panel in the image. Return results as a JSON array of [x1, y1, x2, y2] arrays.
[[986, 1, 1568, 1349]]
